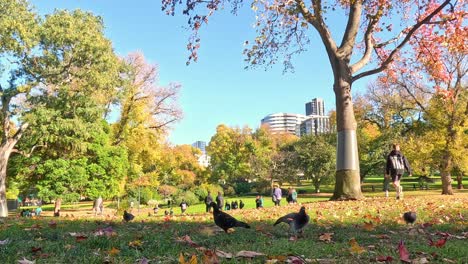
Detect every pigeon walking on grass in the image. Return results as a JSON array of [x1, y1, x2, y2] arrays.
[[123, 210, 135, 222], [403, 211, 417, 224], [274, 206, 310, 235], [210, 202, 250, 233]]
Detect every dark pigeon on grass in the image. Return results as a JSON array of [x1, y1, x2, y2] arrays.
[[210, 202, 250, 233], [274, 206, 310, 235], [123, 210, 135, 222], [403, 211, 417, 224]]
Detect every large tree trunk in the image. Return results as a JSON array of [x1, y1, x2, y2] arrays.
[[331, 79, 363, 200], [0, 146, 14, 217], [440, 153, 454, 195], [0, 159, 7, 218]]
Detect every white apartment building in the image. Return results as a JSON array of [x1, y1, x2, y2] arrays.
[[261, 113, 308, 135]]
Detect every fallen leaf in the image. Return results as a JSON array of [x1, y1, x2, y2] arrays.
[[128, 240, 143, 248], [398, 240, 411, 263], [287, 255, 307, 263], [236, 250, 265, 258], [362, 221, 374, 231], [17, 257, 36, 264], [215, 250, 233, 259], [108, 247, 120, 256], [48, 221, 57, 229], [179, 253, 198, 264], [318, 233, 333, 243], [175, 235, 200, 248], [31, 247, 42, 253], [0, 238, 10, 245], [376, 256, 393, 262], [412, 257, 429, 264], [75, 235, 88, 242], [442, 258, 457, 263], [137, 257, 149, 264], [428, 237, 447, 248], [349, 238, 366, 254], [289, 236, 298, 241], [203, 250, 219, 264]]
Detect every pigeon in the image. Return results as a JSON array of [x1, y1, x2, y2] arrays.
[[123, 210, 135, 222], [403, 211, 417, 224], [274, 206, 310, 235], [210, 202, 250, 233]]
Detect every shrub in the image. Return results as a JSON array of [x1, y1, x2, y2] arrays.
[[234, 181, 252, 194], [173, 190, 199, 206], [158, 185, 178, 198], [192, 183, 223, 201], [223, 185, 236, 196]]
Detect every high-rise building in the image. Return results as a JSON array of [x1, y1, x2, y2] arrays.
[[305, 98, 325, 116], [261, 113, 308, 135], [301, 98, 330, 135], [298, 115, 330, 136], [192, 141, 206, 153]]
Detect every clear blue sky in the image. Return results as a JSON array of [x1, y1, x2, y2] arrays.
[[32, 0, 369, 145]]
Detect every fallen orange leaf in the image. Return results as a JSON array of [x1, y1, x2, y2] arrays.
[[108, 247, 120, 256], [349, 238, 366, 254]]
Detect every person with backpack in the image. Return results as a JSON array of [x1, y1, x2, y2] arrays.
[[385, 143, 412, 199]]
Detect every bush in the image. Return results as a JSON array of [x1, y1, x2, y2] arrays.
[[251, 180, 271, 195], [158, 185, 178, 198], [234, 182, 252, 194], [173, 190, 199, 206], [192, 184, 223, 201], [223, 185, 236, 196], [126, 187, 156, 205]]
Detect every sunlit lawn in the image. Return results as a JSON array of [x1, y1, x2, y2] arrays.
[[1, 191, 467, 263]]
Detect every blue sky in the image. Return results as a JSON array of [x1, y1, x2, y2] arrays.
[[32, 0, 370, 145]]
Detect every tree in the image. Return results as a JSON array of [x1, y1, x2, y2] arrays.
[[0, 2, 121, 216], [375, 6, 467, 194], [293, 134, 336, 193], [162, 0, 458, 200], [207, 125, 254, 184], [112, 52, 182, 193]]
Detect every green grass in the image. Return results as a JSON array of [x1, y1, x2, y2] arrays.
[[1, 192, 467, 263]]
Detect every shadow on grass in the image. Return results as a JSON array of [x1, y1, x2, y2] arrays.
[[1, 197, 467, 264]]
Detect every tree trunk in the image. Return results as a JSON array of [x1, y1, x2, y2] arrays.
[[440, 154, 454, 195], [331, 79, 364, 200], [0, 147, 13, 217], [54, 198, 62, 214], [457, 173, 464, 189], [0, 163, 7, 218]]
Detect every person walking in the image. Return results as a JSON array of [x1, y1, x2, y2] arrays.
[[272, 185, 282, 206], [385, 143, 412, 199], [204, 191, 214, 213], [216, 191, 224, 211]]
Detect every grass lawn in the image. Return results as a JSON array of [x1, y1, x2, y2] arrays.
[[1, 192, 467, 263]]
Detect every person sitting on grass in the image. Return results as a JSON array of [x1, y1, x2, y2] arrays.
[[225, 201, 231, 211], [255, 195, 264, 209]]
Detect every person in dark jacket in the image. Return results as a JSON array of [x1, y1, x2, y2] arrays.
[[385, 143, 412, 199], [204, 191, 214, 213], [216, 191, 224, 211]]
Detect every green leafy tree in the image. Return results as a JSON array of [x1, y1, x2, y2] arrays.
[[207, 125, 254, 184], [293, 134, 336, 193], [0, 2, 121, 216]]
